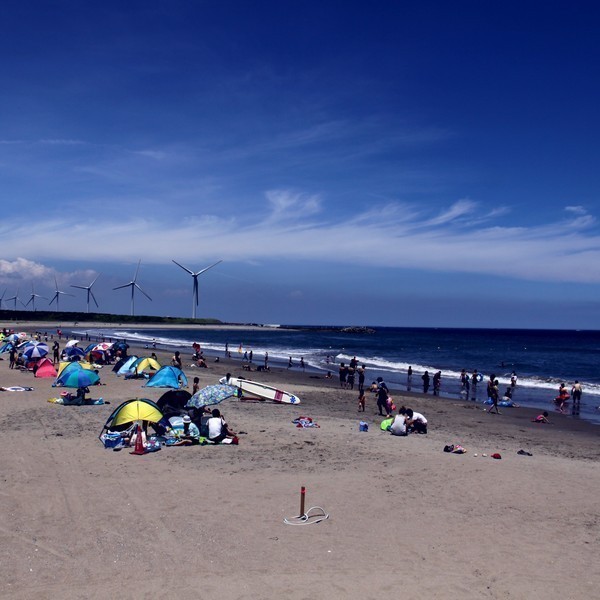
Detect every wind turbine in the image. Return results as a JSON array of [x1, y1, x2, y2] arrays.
[[48, 275, 74, 312], [172, 259, 222, 319], [70, 274, 100, 313], [24, 284, 47, 311], [5, 288, 22, 310], [113, 260, 152, 316]]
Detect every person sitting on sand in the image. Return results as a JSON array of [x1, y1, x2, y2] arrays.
[[180, 415, 201, 443], [192, 376, 200, 395], [207, 408, 236, 444], [532, 411, 551, 424], [171, 351, 182, 369], [406, 408, 428, 434], [389, 408, 408, 436]]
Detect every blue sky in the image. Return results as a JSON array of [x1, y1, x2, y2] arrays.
[[1, 1, 599, 328]]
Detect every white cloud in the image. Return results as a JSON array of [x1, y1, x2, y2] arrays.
[[2, 195, 600, 285]]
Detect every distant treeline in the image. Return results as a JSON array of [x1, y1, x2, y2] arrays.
[[0, 310, 223, 326]]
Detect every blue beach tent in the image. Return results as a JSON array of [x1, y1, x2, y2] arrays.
[[115, 355, 139, 376], [144, 366, 187, 389]]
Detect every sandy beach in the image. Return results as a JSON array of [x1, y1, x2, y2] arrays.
[[0, 327, 599, 599]]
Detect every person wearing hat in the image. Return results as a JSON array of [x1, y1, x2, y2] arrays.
[[181, 414, 201, 443]]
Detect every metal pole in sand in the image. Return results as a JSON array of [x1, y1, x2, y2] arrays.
[[299, 486, 306, 517]]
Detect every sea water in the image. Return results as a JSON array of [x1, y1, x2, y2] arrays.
[[71, 326, 600, 425]]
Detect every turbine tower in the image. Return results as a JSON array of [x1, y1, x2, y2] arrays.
[[5, 288, 22, 310], [24, 284, 47, 311], [49, 275, 74, 312], [71, 274, 100, 313], [113, 260, 152, 316], [172, 259, 222, 319]]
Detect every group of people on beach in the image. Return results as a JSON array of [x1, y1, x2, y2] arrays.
[[339, 357, 366, 392]]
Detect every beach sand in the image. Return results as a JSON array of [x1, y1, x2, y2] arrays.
[[0, 329, 599, 599]]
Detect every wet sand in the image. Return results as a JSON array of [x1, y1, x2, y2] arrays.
[[0, 329, 598, 599]]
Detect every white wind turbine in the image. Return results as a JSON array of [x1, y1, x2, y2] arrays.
[[172, 259, 222, 319], [5, 288, 22, 310], [24, 284, 47, 311], [71, 274, 100, 313], [49, 275, 74, 312], [113, 260, 152, 316]]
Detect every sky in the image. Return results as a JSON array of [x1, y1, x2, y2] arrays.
[[1, 0, 600, 328]]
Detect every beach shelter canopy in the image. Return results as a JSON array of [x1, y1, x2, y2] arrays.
[[115, 355, 139, 375], [0, 341, 15, 353], [57, 360, 94, 377], [156, 389, 192, 415], [131, 357, 161, 373], [35, 358, 58, 378], [55, 368, 100, 388], [101, 398, 164, 431], [144, 366, 187, 389], [65, 339, 79, 348]]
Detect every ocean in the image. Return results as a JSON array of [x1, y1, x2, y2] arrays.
[[71, 325, 600, 425]]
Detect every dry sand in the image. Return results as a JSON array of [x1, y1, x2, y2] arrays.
[[0, 330, 599, 599]]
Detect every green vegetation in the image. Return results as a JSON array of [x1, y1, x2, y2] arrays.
[[0, 309, 223, 325]]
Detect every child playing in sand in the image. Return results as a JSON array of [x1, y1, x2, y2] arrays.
[[357, 391, 366, 412], [532, 411, 551, 423]]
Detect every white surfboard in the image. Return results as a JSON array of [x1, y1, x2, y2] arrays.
[[219, 376, 301, 404]]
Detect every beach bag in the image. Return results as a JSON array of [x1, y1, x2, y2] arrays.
[[102, 432, 124, 449], [359, 421, 369, 432]]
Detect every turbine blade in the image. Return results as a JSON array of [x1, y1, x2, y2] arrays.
[[133, 259, 142, 282], [90, 291, 99, 307], [172, 260, 194, 275], [196, 259, 223, 276], [113, 283, 132, 291], [135, 283, 152, 301]]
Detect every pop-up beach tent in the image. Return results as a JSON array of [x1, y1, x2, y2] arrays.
[[144, 366, 187, 389], [99, 398, 164, 436], [35, 357, 58, 378], [130, 357, 161, 374], [114, 355, 139, 376]]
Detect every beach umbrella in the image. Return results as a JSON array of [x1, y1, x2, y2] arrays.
[[64, 346, 86, 359], [23, 342, 49, 360], [93, 342, 113, 352], [113, 341, 129, 353], [56, 368, 100, 388], [186, 384, 238, 409], [5, 333, 19, 343], [65, 339, 79, 348]]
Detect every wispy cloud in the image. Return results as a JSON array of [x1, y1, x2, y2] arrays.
[[2, 193, 600, 285]]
